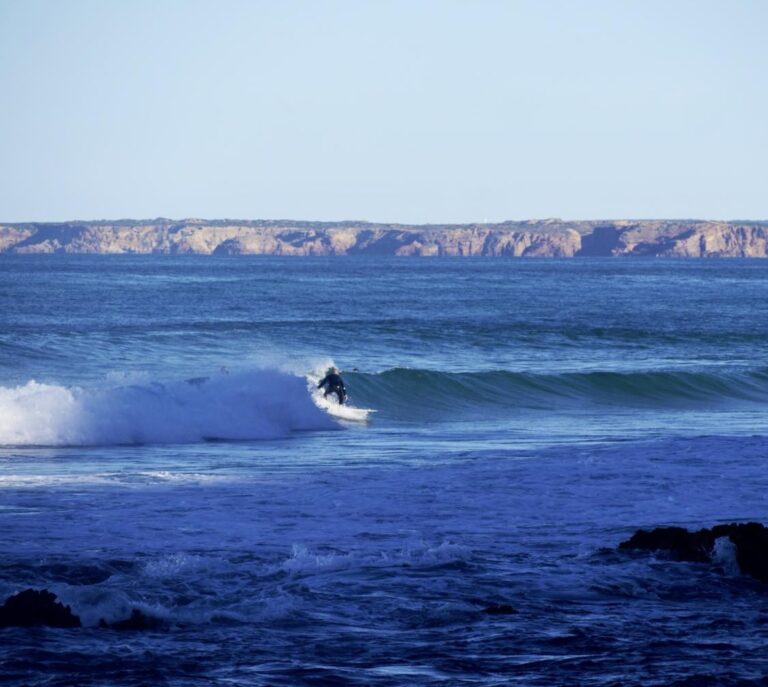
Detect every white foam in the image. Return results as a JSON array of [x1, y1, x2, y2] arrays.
[[142, 552, 213, 578], [280, 544, 354, 574], [712, 536, 741, 576], [0, 369, 339, 447], [277, 540, 471, 576], [62, 586, 176, 627]]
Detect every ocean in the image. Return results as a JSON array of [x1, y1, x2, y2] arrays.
[[1, 255, 768, 686]]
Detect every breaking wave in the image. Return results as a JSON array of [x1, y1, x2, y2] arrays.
[[3, 365, 767, 446], [0, 369, 338, 447]]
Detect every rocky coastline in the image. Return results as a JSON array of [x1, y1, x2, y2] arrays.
[[2, 522, 766, 632], [1, 218, 767, 257]]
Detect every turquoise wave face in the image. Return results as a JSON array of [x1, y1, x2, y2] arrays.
[[345, 367, 768, 419]]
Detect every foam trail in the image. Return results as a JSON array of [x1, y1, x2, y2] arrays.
[[0, 369, 338, 447]]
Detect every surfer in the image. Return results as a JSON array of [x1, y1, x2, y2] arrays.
[[317, 367, 347, 405]]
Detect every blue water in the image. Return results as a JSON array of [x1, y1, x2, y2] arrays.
[[2, 256, 768, 686]]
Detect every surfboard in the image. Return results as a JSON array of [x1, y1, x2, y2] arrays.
[[324, 402, 376, 423], [311, 389, 375, 422]]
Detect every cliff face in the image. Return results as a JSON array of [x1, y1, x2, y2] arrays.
[[0, 226, 35, 252], [0, 219, 766, 257], [578, 222, 768, 257]]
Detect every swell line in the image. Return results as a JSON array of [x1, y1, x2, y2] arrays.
[[345, 367, 768, 416]]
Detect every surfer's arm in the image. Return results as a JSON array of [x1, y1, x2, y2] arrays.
[[317, 376, 328, 389]]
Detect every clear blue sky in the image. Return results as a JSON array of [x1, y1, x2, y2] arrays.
[[0, 0, 765, 223]]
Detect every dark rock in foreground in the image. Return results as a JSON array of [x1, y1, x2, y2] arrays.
[[0, 589, 81, 628], [620, 522, 768, 583], [0, 589, 165, 631]]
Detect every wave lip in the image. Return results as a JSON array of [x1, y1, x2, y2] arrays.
[[0, 370, 338, 447]]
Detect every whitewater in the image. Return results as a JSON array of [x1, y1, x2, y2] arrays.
[[2, 255, 768, 686]]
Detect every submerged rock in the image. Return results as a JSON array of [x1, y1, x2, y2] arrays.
[[0, 589, 81, 628], [99, 608, 164, 631], [481, 603, 518, 615], [620, 522, 768, 583]]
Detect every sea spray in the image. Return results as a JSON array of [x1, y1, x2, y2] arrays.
[[0, 369, 338, 447]]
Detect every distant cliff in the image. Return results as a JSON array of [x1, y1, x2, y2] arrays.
[[1, 218, 767, 257]]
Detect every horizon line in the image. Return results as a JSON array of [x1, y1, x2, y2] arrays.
[[2, 216, 767, 226]]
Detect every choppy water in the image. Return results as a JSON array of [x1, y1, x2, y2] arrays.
[[1, 256, 768, 686]]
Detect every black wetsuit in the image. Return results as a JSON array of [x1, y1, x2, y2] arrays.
[[318, 373, 347, 405]]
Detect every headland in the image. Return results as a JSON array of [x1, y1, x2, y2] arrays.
[[1, 218, 767, 257]]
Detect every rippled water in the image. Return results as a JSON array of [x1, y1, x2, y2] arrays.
[[1, 256, 768, 686]]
